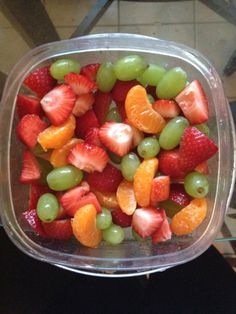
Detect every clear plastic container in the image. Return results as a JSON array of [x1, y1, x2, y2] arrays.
[[0, 33, 235, 277]]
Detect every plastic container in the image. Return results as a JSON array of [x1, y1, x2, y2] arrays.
[[0, 33, 235, 277]]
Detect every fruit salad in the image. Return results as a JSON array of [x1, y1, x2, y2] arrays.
[[16, 55, 218, 248]]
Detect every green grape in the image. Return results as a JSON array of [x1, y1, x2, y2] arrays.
[[108, 151, 122, 164], [96, 62, 116, 92], [37, 158, 53, 185], [121, 153, 141, 181], [50, 58, 80, 80], [106, 107, 122, 123], [147, 94, 155, 104], [102, 224, 125, 245], [114, 55, 147, 81], [160, 200, 183, 218], [137, 137, 160, 159], [37, 193, 59, 222], [193, 124, 210, 136], [47, 165, 83, 191], [157, 67, 187, 99], [132, 229, 145, 241], [159, 116, 189, 150], [184, 171, 209, 198], [137, 64, 166, 86], [96, 208, 112, 230]]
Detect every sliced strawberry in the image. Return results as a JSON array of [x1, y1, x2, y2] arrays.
[[64, 73, 97, 95], [153, 99, 180, 118], [111, 80, 138, 103], [179, 127, 218, 172], [68, 142, 108, 173], [42, 219, 73, 240], [80, 63, 100, 81], [87, 163, 123, 193], [195, 161, 209, 175], [84, 127, 102, 147], [150, 176, 170, 206], [20, 150, 41, 184], [16, 95, 43, 119], [55, 192, 69, 219], [169, 184, 191, 207], [159, 149, 186, 179], [72, 93, 95, 117], [125, 119, 144, 148], [132, 207, 164, 238], [152, 209, 172, 244], [22, 209, 47, 237], [99, 122, 133, 157], [116, 101, 127, 121], [93, 91, 112, 125], [175, 80, 209, 124], [111, 208, 132, 228], [23, 65, 57, 98], [16, 114, 48, 148], [28, 183, 51, 209], [65, 192, 101, 216], [40, 84, 76, 126], [75, 109, 100, 139]]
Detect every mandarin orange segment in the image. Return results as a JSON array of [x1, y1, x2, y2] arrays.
[[134, 158, 158, 207], [116, 180, 137, 215], [50, 138, 83, 168], [38, 115, 75, 151], [170, 198, 207, 236], [125, 85, 166, 134], [92, 190, 119, 209], [71, 204, 102, 248]]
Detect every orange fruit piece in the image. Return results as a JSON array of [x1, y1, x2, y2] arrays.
[[93, 190, 119, 209], [170, 198, 207, 236], [125, 85, 166, 134], [134, 158, 158, 207], [71, 204, 102, 248], [38, 115, 75, 151], [116, 180, 137, 215], [50, 138, 83, 168]]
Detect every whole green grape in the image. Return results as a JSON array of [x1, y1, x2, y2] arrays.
[[114, 55, 147, 81], [96, 208, 112, 230], [37, 193, 59, 222], [50, 58, 80, 80], [121, 153, 141, 181], [184, 171, 209, 198], [137, 137, 160, 159], [137, 64, 166, 86], [102, 224, 125, 245], [96, 62, 116, 92]]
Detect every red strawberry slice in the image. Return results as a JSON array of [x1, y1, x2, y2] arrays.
[[17, 95, 43, 118], [84, 127, 102, 147], [64, 73, 97, 95], [55, 192, 69, 219], [111, 208, 132, 227], [87, 163, 123, 193], [72, 93, 95, 117], [175, 80, 209, 124], [75, 109, 100, 139], [125, 119, 144, 148], [22, 209, 47, 237], [132, 207, 164, 238], [169, 184, 191, 207], [28, 183, 51, 209], [153, 99, 180, 118], [24, 65, 57, 98], [93, 91, 112, 125], [16, 114, 48, 148], [151, 209, 172, 244], [80, 63, 100, 81], [111, 80, 138, 103], [150, 176, 170, 206], [20, 150, 41, 184], [159, 149, 186, 179], [116, 101, 127, 121], [179, 127, 218, 172], [40, 84, 76, 126], [99, 122, 133, 157], [68, 142, 109, 173], [42, 219, 73, 240]]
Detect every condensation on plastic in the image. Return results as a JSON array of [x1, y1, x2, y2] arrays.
[[0, 33, 235, 277]]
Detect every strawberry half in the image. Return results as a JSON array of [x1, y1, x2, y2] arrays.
[[169, 184, 192, 207], [132, 207, 164, 238], [150, 176, 170, 206], [93, 91, 112, 125], [111, 80, 138, 103], [111, 208, 132, 227], [42, 219, 73, 240], [40, 84, 76, 126], [64, 73, 97, 95], [24, 65, 57, 98], [75, 109, 100, 139], [72, 93, 95, 117], [20, 150, 41, 184], [67, 142, 109, 173], [17, 95, 43, 119], [116, 101, 127, 121], [28, 183, 51, 209], [125, 119, 144, 148], [84, 127, 102, 147], [16, 114, 48, 148], [80, 63, 100, 81], [151, 209, 172, 244], [179, 127, 218, 172], [22, 209, 47, 237], [99, 122, 133, 157], [159, 149, 186, 179], [153, 99, 180, 118], [175, 80, 209, 124]]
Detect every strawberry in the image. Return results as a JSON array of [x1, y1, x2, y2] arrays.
[[40, 84, 76, 126], [169, 184, 191, 207], [132, 207, 164, 238], [111, 80, 138, 103], [125, 119, 144, 148], [16, 114, 48, 148], [116, 101, 127, 121], [111, 208, 132, 227], [20, 150, 41, 184], [64, 73, 97, 95], [87, 163, 123, 193], [22, 209, 47, 237], [152, 99, 180, 118], [179, 127, 218, 172], [16, 95, 43, 118], [23, 65, 57, 98], [99, 122, 133, 157], [84, 127, 102, 147], [151, 209, 172, 244], [28, 183, 51, 209], [67, 142, 109, 173], [55, 192, 69, 219], [72, 93, 95, 117], [80, 63, 100, 81], [195, 161, 209, 175], [150, 176, 170, 206], [93, 91, 112, 125], [159, 149, 186, 179], [175, 80, 209, 124], [42, 219, 73, 240], [75, 109, 100, 139]]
